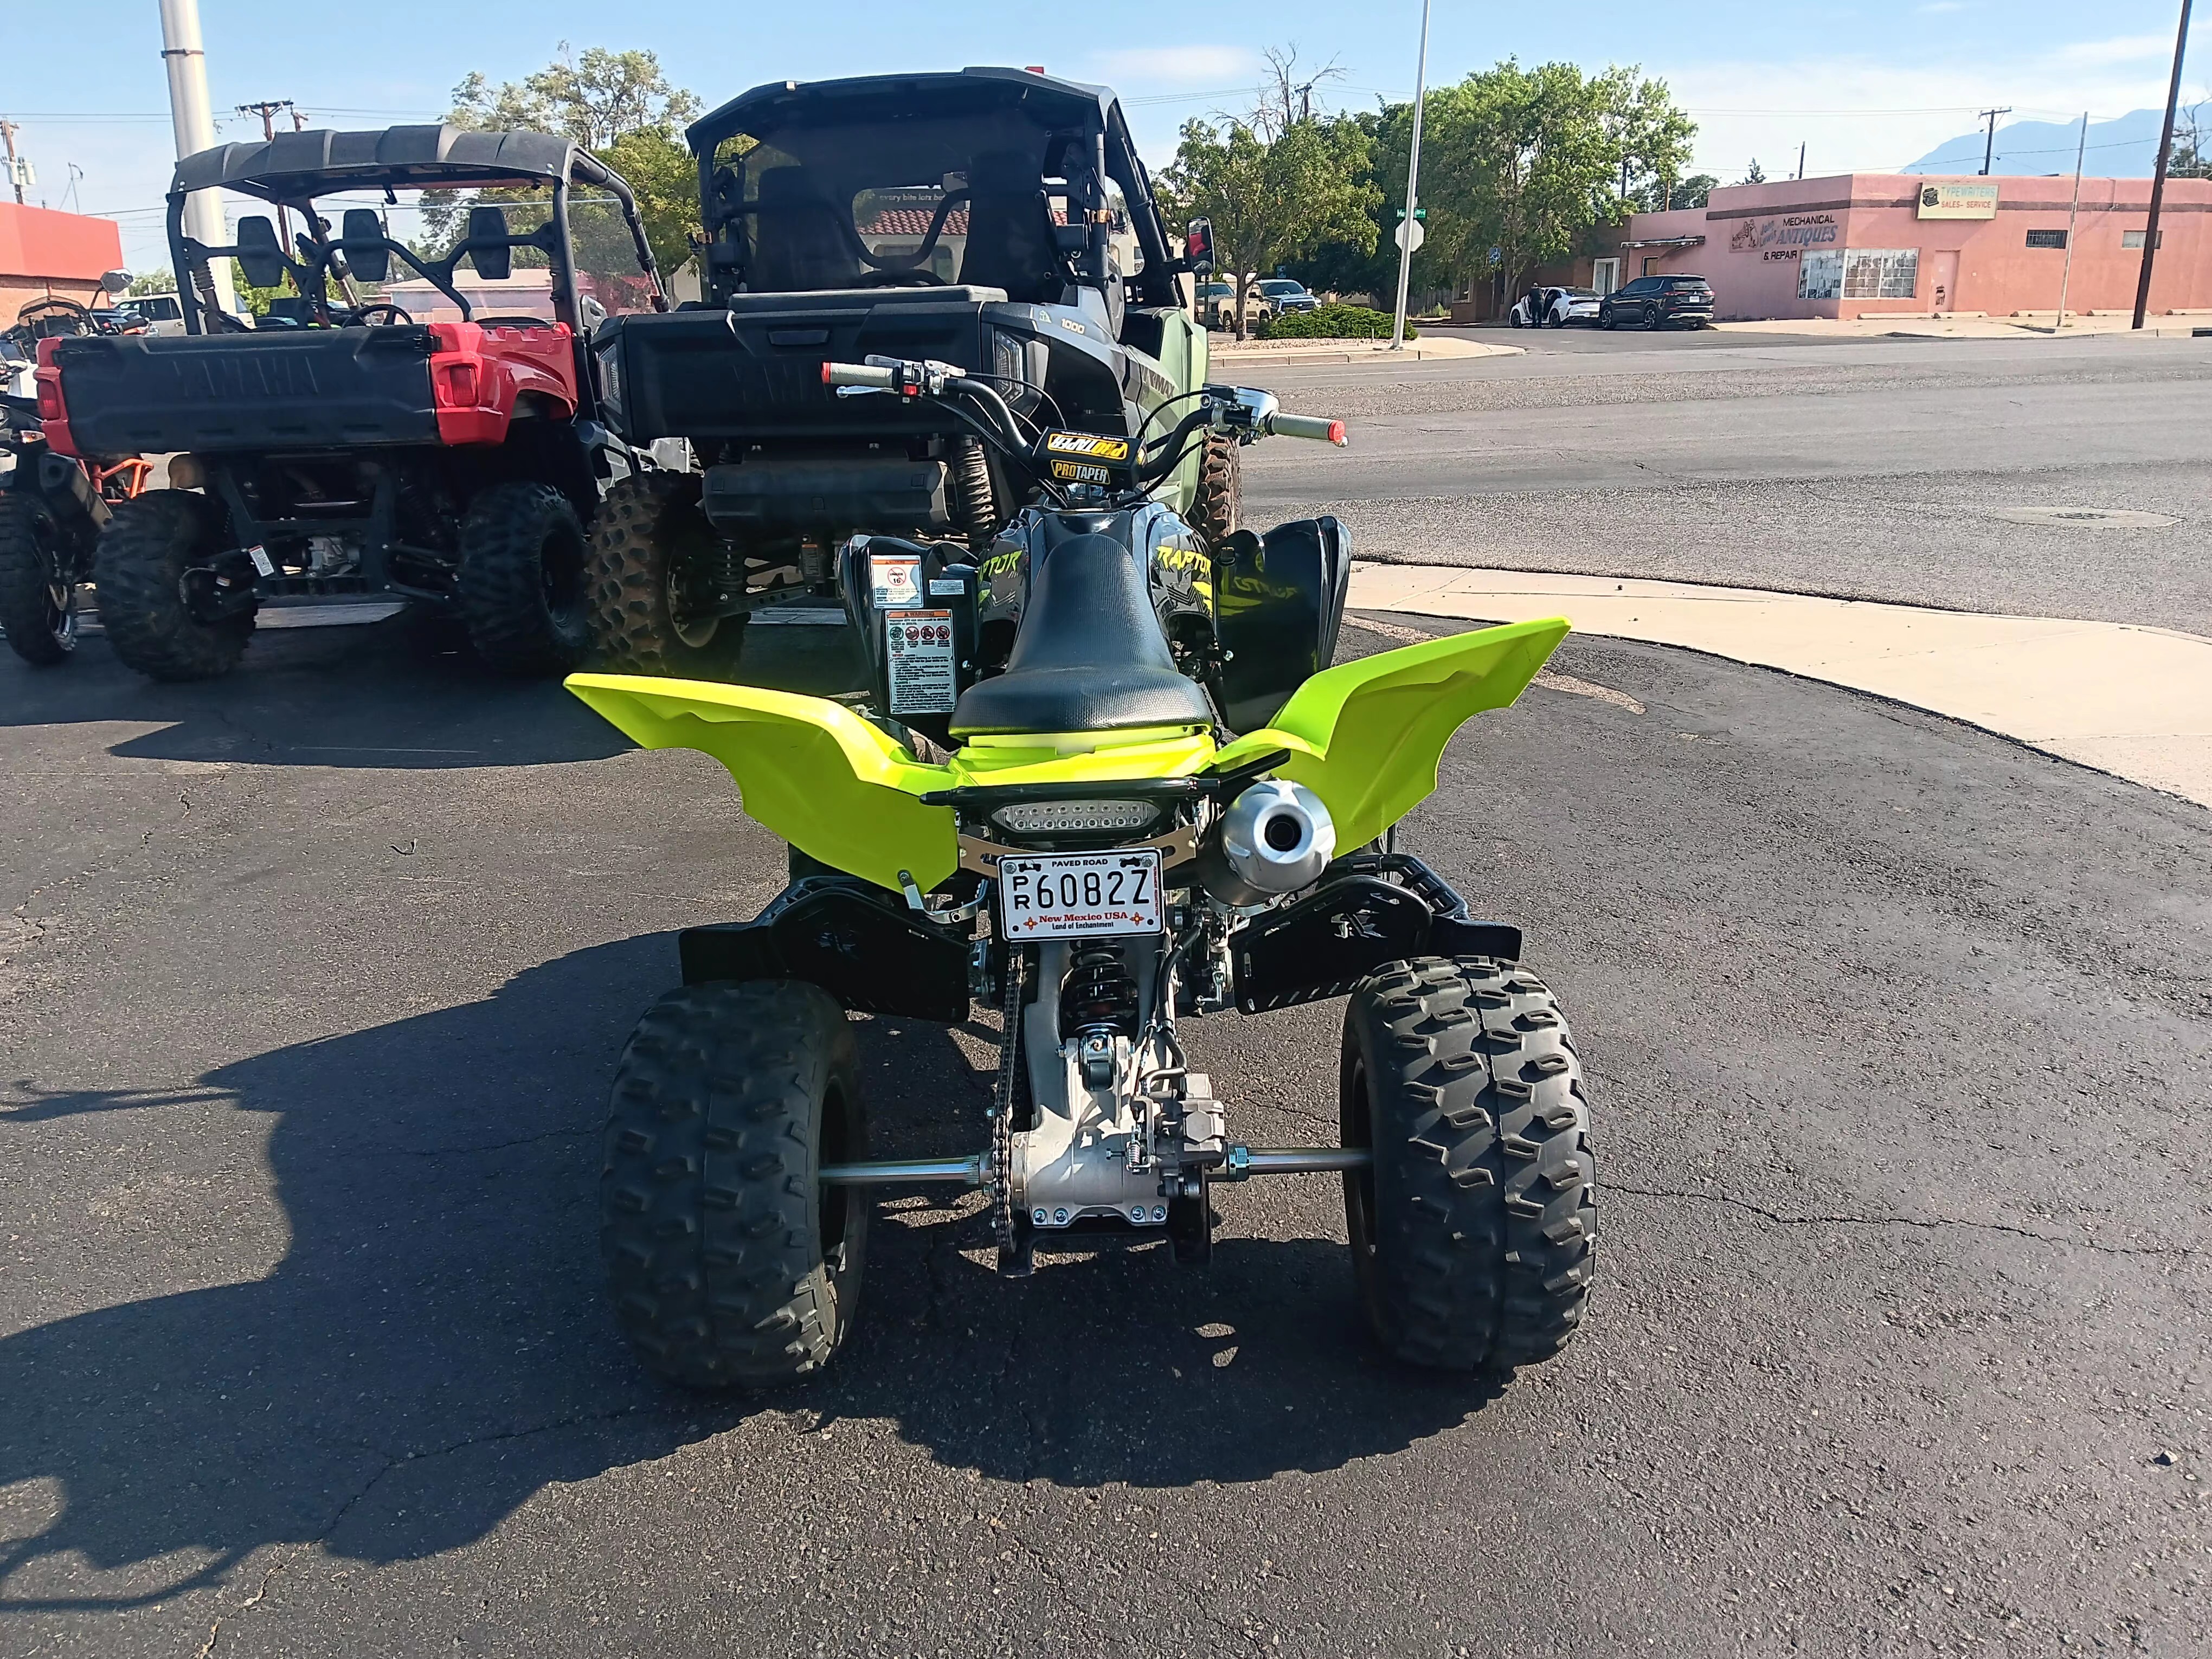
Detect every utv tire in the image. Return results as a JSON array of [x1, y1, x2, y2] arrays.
[[600, 980, 869, 1388], [1188, 430, 1242, 549], [454, 481, 592, 676], [1341, 955, 1595, 1372], [0, 494, 76, 665], [585, 471, 748, 677], [97, 490, 252, 681]]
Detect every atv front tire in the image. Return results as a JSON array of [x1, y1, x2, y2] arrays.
[[584, 472, 748, 677], [1188, 430, 1241, 549], [97, 490, 252, 681], [600, 980, 870, 1388], [0, 494, 77, 666], [1341, 956, 1595, 1371], [454, 481, 592, 676]]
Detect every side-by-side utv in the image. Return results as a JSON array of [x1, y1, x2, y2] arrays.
[[581, 68, 1233, 676], [34, 125, 666, 680]]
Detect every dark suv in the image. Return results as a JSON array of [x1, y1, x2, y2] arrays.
[[1599, 274, 1715, 331]]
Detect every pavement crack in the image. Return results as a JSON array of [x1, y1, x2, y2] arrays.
[[385, 1128, 593, 1158], [1608, 1181, 2194, 1258]]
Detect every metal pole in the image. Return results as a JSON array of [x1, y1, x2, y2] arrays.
[[1388, 0, 1432, 352], [2133, 0, 2194, 331], [2054, 113, 2087, 331], [158, 0, 234, 312], [1, 119, 23, 206]]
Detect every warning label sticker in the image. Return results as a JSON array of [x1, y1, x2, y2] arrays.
[[885, 608, 955, 715], [869, 554, 921, 609]]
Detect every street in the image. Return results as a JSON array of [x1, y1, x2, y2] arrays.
[[4, 334, 2210, 1657]]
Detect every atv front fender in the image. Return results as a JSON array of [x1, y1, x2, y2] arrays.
[[1212, 617, 1570, 850], [565, 674, 960, 891]]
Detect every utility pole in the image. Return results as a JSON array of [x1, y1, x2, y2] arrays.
[[2133, 0, 2194, 330], [237, 99, 296, 248], [1796, 141, 1806, 181], [1389, 0, 1432, 352], [2055, 113, 2087, 330], [1978, 107, 2011, 175], [1, 119, 24, 206], [158, 0, 235, 314]]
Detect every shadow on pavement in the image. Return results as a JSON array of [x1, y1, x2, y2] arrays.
[[0, 608, 863, 773], [0, 939, 1489, 1611]]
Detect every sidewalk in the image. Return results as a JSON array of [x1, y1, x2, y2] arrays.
[[1716, 312, 2212, 340], [1350, 564, 2212, 809], [1210, 333, 1519, 364]]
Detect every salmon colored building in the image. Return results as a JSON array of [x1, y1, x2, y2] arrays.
[[1610, 173, 2212, 321], [1, 202, 126, 329]]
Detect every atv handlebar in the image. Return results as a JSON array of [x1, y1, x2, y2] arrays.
[[822, 361, 899, 390], [1261, 411, 1348, 446]]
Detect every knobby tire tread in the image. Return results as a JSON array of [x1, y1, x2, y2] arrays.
[[0, 494, 73, 666], [454, 480, 592, 677], [95, 490, 250, 681]]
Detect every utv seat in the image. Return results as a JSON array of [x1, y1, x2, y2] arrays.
[[950, 533, 1215, 736], [749, 168, 863, 292], [957, 149, 1063, 304]]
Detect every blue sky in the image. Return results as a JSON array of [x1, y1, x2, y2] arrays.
[[8, 1, 2205, 269]]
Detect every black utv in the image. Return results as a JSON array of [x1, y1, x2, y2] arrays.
[[583, 67, 1229, 676]]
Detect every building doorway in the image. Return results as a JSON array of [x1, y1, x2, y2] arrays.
[[1931, 249, 1959, 313], [1592, 256, 1621, 295]]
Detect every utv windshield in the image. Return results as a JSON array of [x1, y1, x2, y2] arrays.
[[708, 111, 1091, 301]]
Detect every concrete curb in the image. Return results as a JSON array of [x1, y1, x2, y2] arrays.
[[1351, 564, 2212, 811], [1211, 336, 1520, 365]]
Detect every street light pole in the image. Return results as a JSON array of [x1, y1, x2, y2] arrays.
[[2132, 0, 2194, 331], [2055, 113, 2087, 331], [1388, 0, 1432, 352], [158, 0, 234, 313]]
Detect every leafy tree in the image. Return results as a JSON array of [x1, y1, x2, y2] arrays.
[[442, 46, 703, 297], [1663, 173, 1718, 210], [1159, 115, 1381, 337], [2170, 97, 2209, 180], [1740, 158, 1767, 185]]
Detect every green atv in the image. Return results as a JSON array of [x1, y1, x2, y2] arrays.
[[580, 67, 1232, 676], [568, 348, 1598, 1387]]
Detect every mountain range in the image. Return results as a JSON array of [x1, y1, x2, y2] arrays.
[[1902, 109, 2183, 177]]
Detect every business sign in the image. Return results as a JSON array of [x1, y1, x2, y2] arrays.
[[1916, 182, 1999, 220], [1727, 213, 1840, 256]]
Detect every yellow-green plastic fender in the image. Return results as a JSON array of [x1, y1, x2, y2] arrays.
[[1213, 617, 1570, 850], [566, 674, 963, 891]]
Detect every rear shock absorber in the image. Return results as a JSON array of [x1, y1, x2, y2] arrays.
[[1062, 946, 1138, 1086], [949, 435, 998, 551]]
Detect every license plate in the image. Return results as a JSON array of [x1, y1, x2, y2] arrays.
[[998, 850, 1162, 941]]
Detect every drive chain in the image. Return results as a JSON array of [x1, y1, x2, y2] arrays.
[[992, 944, 1027, 1263]]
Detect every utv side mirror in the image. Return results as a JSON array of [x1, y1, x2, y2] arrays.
[[1184, 218, 1214, 275], [340, 208, 391, 282], [100, 269, 133, 295], [235, 216, 288, 290], [467, 205, 511, 281]]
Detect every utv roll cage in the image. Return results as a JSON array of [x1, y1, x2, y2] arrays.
[[686, 67, 1189, 309], [165, 125, 667, 335]]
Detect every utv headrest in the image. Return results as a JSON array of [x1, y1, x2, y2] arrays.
[[338, 208, 391, 282], [235, 215, 288, 290], [466, 204, 512, 281]]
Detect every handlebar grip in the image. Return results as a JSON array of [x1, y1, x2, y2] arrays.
[[1262, 412, 1348, 447], [822, 361, 898, 389]]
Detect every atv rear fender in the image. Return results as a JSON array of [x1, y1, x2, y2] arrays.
[[565, 617, 1568, 893]]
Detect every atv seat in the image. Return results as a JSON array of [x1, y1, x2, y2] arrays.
[[950, 532, 1215, 736]]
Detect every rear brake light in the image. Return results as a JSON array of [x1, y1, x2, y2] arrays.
[[36, 381, 63, 421]]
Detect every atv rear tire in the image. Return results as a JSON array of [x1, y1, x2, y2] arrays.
[[454, 481, 592, 676], [1341, 955, 1595, 1371], [97, 490, 252, 681], [1188, 430, 1241, 549], [0, 494, 76, 666], [584, 472, 748, 677], [600, 980, 870, 1388]]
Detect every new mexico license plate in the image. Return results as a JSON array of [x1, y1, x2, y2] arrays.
[[997, 850, 1163, 941]]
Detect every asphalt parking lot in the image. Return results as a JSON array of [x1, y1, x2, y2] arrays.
[[4, 336, 2209, 1657], [5, 622, 2209, 1656]]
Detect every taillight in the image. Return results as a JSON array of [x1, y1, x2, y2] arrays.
[[439, 362, 480, 404], [36, 380, 63, 421]]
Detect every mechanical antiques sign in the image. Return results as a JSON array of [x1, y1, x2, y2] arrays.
[[1916, 182, 1999, 220], [1727, 212, 1840, 261]]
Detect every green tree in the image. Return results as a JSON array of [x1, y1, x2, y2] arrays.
[[1158, 115, 1381, 338], [1740, 158, 1767, 185], [443, 45, 702, 289], [125, 268, 177, 297], [2170, 97, 2208, 179]]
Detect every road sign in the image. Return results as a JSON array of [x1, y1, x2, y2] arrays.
[[1395, 217, 1425, 254], [1489, 245, 1502, 264]]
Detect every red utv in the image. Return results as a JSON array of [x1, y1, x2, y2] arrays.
[[35, 125, 667, 680]]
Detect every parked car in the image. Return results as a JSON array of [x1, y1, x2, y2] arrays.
[[115, 293, 186, 336], [1598, 275, 1715, 330], [1197, 280, 1268, 331], [1509, 286, 1602, 329], [1253, 278, 1319, 319]]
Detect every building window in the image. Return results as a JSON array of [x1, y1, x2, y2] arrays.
[[2121, 229, 2163, 249], [1841, 248, 1919, 299], [2025, 229, 2067, 249], [1799, 250, 1842, 300]]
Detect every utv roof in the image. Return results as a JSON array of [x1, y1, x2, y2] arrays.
[[687, 66, 1125, 155], [171, 125, 592, 202]]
